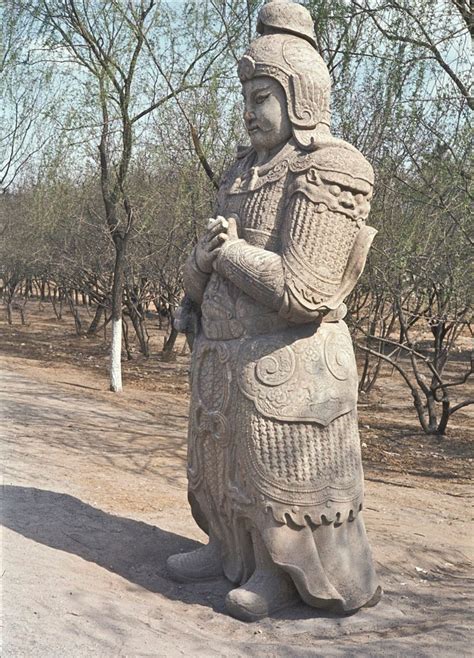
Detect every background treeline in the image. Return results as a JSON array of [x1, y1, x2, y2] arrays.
[[1, 0, 472, 433]]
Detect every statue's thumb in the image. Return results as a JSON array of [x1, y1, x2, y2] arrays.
[[227, 215, 239, 240]]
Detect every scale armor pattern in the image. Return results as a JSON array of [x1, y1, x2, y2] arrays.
[[288, 196, 360, 280], [282, 193, 361, 308], [241, 176, 286, 248], [251, 410, 361, 485]]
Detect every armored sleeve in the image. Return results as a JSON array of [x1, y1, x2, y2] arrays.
[[214, 238, 286, 310], [182, 248, 210, 305], [214, 144, 376, 323]]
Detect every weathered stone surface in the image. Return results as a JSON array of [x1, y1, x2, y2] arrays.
[[168, 0, 380, 621]]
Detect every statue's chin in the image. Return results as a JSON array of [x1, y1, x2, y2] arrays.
[[249, 133, 290, 157]]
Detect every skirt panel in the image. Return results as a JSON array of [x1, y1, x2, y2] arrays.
[[186, 331, 379, 609]]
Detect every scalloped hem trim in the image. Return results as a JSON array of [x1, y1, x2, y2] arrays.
[[263, 496, 364, 527]]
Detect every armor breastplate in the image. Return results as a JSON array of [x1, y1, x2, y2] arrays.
[[201, 144, 295, 340]]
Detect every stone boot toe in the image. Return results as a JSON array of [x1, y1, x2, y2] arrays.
[[225, 570, 299, 622], [167, 541, 223, 583]]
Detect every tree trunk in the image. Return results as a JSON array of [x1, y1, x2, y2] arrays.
[[163, 324, 178, 353], [40, 279, 46, 302], [110, 317, 123, 391], [127, 302, 149, 357], [19, 300, 27, 326], [87, 304, 105, 335], [122, 316, 133, 360], [51, 296, 63, 320], [109, 237, 127, 392], [436, 398, 450, 435], [104, 313, 109, 342], [66, 290, 82, 335]]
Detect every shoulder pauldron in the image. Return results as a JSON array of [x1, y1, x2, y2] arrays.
[[288, 142, 374, 222]]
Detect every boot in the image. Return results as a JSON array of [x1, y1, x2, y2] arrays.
[[225, 531, 299, 621], [167, 537, 223, 583]]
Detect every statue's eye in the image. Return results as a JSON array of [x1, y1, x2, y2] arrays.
[[255, 93, 270, 105]]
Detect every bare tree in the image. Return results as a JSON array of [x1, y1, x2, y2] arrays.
[[19, 0, 226, 390], [350, 0, 473, 110]]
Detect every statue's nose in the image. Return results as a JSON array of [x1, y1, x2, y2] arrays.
[[244, 109, 255, 122]]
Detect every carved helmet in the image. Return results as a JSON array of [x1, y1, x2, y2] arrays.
[[238, 0, 331, 150]]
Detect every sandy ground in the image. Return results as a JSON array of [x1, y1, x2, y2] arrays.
[[1, 353, 473, 657]]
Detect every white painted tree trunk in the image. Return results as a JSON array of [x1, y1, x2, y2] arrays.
[[110, 317, 123, 392]]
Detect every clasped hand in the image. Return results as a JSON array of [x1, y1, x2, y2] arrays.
[[195, 215, 239, 274]]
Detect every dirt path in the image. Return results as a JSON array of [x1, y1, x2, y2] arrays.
[[1, 354, 473, 657]]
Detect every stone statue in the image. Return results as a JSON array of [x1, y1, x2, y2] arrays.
[[168, 0, 381, 621]]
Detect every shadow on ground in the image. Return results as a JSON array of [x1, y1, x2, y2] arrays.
[[1, 484, 235, 612], [2, 485, 473, 654], [1, 485, 352, 623]]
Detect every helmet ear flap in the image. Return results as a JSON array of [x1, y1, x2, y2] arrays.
[[288, 74, 317, 127], [287, 73, 331, 149]]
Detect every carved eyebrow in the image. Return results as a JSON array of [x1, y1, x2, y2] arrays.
[[241, 85, 271, 101], [252, 86, 271, 95]]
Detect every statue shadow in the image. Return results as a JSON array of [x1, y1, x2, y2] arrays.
[[1, 484, 233, 613], [1, 485, 345, 621]]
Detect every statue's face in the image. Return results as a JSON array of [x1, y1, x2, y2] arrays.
[[242, 77, 291, 154]]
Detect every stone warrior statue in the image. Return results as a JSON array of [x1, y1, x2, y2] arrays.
[[168, 0, 381, 621]]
